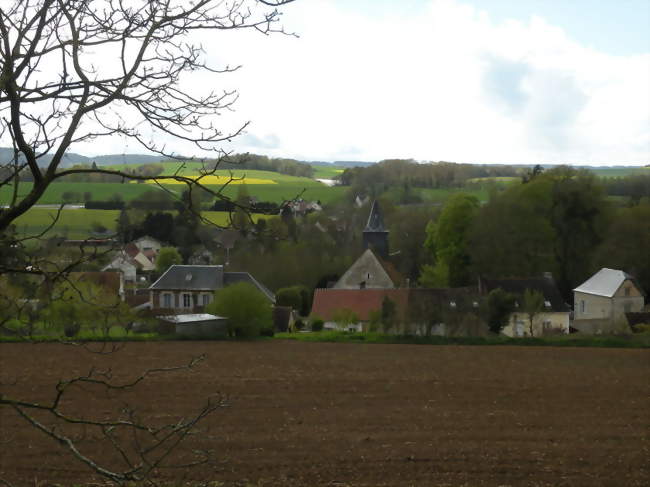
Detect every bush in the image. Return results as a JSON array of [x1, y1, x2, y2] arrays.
[[294, 319, 305, 331], [207, 282, 272, 338], [632, 323, 650, 335], [311, 317, 324, 332]]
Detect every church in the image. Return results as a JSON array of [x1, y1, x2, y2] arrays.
[[332, 200, 402, 289]]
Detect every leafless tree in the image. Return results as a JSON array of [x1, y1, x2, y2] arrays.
[[0, 0, 296, 233], [0, 1, 295, 483]]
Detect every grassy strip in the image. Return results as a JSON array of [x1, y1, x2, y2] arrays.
[[274, 331, 650, 348], [3, 330, 648, 347]]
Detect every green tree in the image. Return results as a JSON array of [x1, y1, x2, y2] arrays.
[[233, 183, 252, 233], [116, 208, 132, 244], [421, 193, 479, 287], [332, 308, 359, 331], [470, 181, 555, 278], [546, 167, 609, 298], [593, 203, 650, 294], [276, 285, 311, 315], [206, 282, 272, 338], [484, 288, 516, 334], [156, 247, 183, 273], [276, 286, 302, 310], [522, 288, 545, 337]]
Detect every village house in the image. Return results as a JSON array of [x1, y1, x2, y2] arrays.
[[573, 268, 645, 334], [479, 274, 570, 337], [149, 264, 274, 312]]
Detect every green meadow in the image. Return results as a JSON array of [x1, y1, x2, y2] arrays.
[[0, 169, 347, 206], [11, 208, 270, 239], [311, 165, 345, 179]]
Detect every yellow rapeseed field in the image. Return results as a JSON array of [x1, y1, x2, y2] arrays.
[[134, 175, 277, 185]]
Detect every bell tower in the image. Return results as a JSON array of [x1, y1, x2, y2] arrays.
[[362, 200, 389, 259]]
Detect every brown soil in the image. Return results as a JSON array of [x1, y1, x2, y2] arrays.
[[0, 340, 648, 486]]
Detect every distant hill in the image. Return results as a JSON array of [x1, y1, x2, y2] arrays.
[[308, 160, 376, 168], [0, 147, 170, 167]]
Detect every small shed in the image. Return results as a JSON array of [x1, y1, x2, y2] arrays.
[[158, 313, 228, 338]]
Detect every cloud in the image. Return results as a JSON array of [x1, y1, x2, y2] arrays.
[[239, 133, 281, 150], [15, 0, 648, 165], [483, 56, 531, 115]]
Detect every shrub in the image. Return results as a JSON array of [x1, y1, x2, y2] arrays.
[[207, 282, 272, 338], [311, 317, 324, 332], [294, 319, 305, 331]]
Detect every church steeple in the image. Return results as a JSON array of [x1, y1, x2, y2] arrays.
[[363, 200, 389, 259]]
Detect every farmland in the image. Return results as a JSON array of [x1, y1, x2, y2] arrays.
[[0, 340, 647, 486], [10, 208, 270, 239], [0, 168, 347, 206]]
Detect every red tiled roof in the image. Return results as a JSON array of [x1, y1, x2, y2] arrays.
[[310, 288, 409, 322], [124, 242, 140, 258]]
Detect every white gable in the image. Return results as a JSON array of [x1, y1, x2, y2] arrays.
[[573, 268, 633, 298]]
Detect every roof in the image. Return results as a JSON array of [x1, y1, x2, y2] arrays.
[[481, 276, 570, 312], [158, 313, 226, 324], [573, 268, 637, 298], [311, 289, 409, 322], [376, 254, 404, 287], [150, 265, 275, 302], [334, 248, 399, 289], [223, 272, 275, 302], [150, 265, 224, 291], [364, 200, 388, 233], [409, 287, 481, 314], [124, 242, 140, 258]]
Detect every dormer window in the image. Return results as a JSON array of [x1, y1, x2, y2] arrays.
[[450, 301, 456, 308], [472, 301, 479, 308], [185, 273, 193, 281], [544, 300, 551, 308]]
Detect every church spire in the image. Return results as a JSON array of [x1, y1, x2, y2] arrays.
[[363, 200, 389, 259]]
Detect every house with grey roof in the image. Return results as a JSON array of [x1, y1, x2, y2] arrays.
[[573, 268, 645, 334], [479, 274, 571, 337], [149, 265, 274, 312]]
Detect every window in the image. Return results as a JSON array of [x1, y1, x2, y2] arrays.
[[450, 301, 456, 308], [624, 302, 632, 313], [544, 300, 551, 308], [163, 293, 172, 308], [366, 273, 371, 279], [202, 294, 211, 306], [183, 294, 192, 308], [580, 300, 585, 314], [624, 287, 630, 297]]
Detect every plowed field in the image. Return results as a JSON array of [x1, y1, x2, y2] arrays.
[[0, 341, 648, 486]]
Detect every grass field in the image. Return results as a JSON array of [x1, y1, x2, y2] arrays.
[[311, 165, 345, 179], [1, 170, 347, 206], [0, 341, 647, 486], [11, 208, 270, 239]]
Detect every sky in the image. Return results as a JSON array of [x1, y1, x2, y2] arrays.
[[67, 0, 650, 164]]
